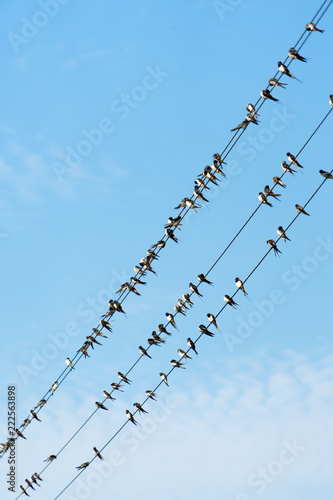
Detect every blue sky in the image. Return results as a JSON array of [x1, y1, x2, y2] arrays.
[[1, 1, 333, 499]]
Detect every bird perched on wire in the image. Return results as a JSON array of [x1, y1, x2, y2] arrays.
[[165, 216, 182, 229], [277, 226, 291, 242], [207, 313, 220, 330], [198, 324, 215, 337], [92, 328, 108, 338], [151, 240, 166, 249], [246, 103, 260, 117], [230, 119, 250, 132], [44, 454, 57, 462], [295, 204, 310, 216], [146, 390, 157, 401], [223, 295, 238, 309], [174, 304, 187, 316], [93, 447, 103, 460], [111, 382, 123, 392], [160, 372, 169, 386], [288, 47, 307, 62], [329, 95, 333, 107], [134, 402, 148, 414], [95, 402, 108, 411], [319, 169, 333, 179], [100, 319, 112, 332], [277, 61, 299, 80], [306, 22, 324, 32], [103, 390, 115, 401], [171, 359, 186, 369], [25, 479, 35, 491], [187, 338, 198, 355], [76, 462, 90, 470], [165, 228, 179, 243], [118, 372, 131, 384], [20, 485, 30, 497], [152, 331, 166, 343], [50, 381, 58, 394], [287, 152, 303, 169], [139, 346, 152, 358], [30, 410, 41, 422], [178, 349, 192, 360], [264, 185, 281, 201], [258, 192, 272, 207], [158, 324, 172, 335], [197, 274, 213, 285], [189, 282, 203, 297], [183, 293, 194, 307], [166, 312, 177, 329], [235, 277, 248, 296], [126, 410, 138, 425], [66, 357, 74, 370], [269, 78, 287, 88], [273, 176, 286, 188], [281, 161, 296, 175], [261, 89, 279, 102], [267, 239, 282, 255], [193, 185, 209, 202]]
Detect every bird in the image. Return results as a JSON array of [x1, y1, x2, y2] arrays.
[[211, 159, 226, 176], [160, 372, 169, 386], [146, 390, 157, 401], [174, 304, 187, 316], [165, 228, 179, 243], [295, 204, 310, 216], [246, 103, 259, 117], [207, 313, 220, 330], [187, 338, 198, 355], [178, 348, 192, 360], [16, 428, 26, 439], [223, 295, 238, 309], [76, 462, 90, 470], [203, 169, 219, 185], [31, 474, 41, 486], [158, 324, 172, 335], [329, 95, 333, 107], [245, 113, 260, 124], [131, 276, 146, 286], [264, 185, 281, 200], [152, 331, 165, 343], [93, 447, 103, 460], [178, 298, 190, 310], [103, 390, 115, 401], [269, 78, 287, 88], [139, 346, 152, 358], [193, 185, 209, 202], [198, 324, 215, 337], [20, 485, 30, 497], [112, 300, 126, 314], [171, 359, 186, 369], [197, 274, 213, 285], [261, 89, 279, 102], [126, 410, 138, 425], [78, 343, 90, 358], [95, 402, 108, 410], [34, 398, 46, 409], [134, 402, 148, 414], [281, 161, 296, 175], [25, 479, 35, 491], [44, 454, 57, 462], [30, 410, 41, 422], [189, 282, 203, 297], [287, 152, 303, 169], [258, 192, 272, 207], [92, 328, 108, 338], [183, 294, 194, 307], [319, 169, 333, 179], [165, 215, 182, 228], [273, 176, 286, 188], [306, 22, 324, 33], [267, 239, 282, 255], [235, 277, 248, 296], [118, 372, 131, 384], [151, 240, 166, 249], [277, 61, 298, 80], [50, 381, 58, 393], [195, 177, 209, 189], [288, 47, 307, 62], [166, 312, 177, 329], [147, 334, 159, 345], [111, 382, 123, 392], [65, 357, 74, 370], [231, 120, 249, 132], [21, 418, 30, 428], [86, 335, 102, 346], [100, 319, 112, 332], [277, 226, 291, 242]]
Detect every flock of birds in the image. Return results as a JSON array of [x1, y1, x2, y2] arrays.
[[3, 17, 332, 498]]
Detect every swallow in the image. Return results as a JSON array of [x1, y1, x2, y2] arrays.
[[288, 47, 307, 62], [50, 381, 58, 393], [278, 62, 298, 80], [139, 346, 152, 358], [116, 282, 129, 293], [207, 313, 220, 330], [193, 185, 209, 202], [160, 372, 169, 386], [126, 410, 138, 425], [158, 324, 172, 335], [189, 282, 203, 297], [319, 169, 333, 179], [100, 319, 112, 332], [131, 276, 147, 286], [16, 428, 26, 439], [174, 198, 187, 209], [22, 418, 31, 427], [126, 284, 141, 295], [118, 372, 131, 384], [44, 454, 57, 462], [223, 295, 238, 309], [295, 204, 310, 216], [187, 337, 198, 355], [182, 294, 194, 306], [267, 239, 282, 255], [31, 475, 40, 487], [20, 485, 30, 497], [76, 462, 90, 470], [212, 153, 227, 165], [30, 410, 41, 422], [92, 328, 108, 339], [152, 331, 165, 343], [111, 382, 123, 392], [113, 300, 126, 314], [165, 215, 182, 228], [102, 390, 115, 402], [287, 152, 303, 169], [78, 343, 90, 358], [166, 312, 177, 329], [147, 337, 159, 346], [197, 274, 213, 285], [211, 160, 226, 176], [178, 298, 190, 310], [133, 402, 148, 414], [306, 22, 324, 32], [95, 401, 108, 410], [195, 177, 209, 189], [281, 161, 296, 175], [245, 113, 260, 124], [273, 176, 286, 188], [178, 348, 192, 360], [261, 89, 279, 102], [133, 265, 146, 276], [330, 95, 333, 107], [86, 335, 102, 346], [185, 197, 202, 212], [93, 447, 103, 460], [269, 78, 287, 88], [198, 324, 215, 337], [264, 185, 281, 200], [146, 390, 157, 401], [174, 304, 187, 315], [277, 226, 291, 242], [33, 472, 42, 482], [246, 103, 259, 117], [231, 120, 249, 132], [165, 228, 179, 243], [171, 359, 186, 369], [258, 192, 272, 207], [235, 277, 248, 296], [25, 479, 35, 490], [204, 170, 220, 186]]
